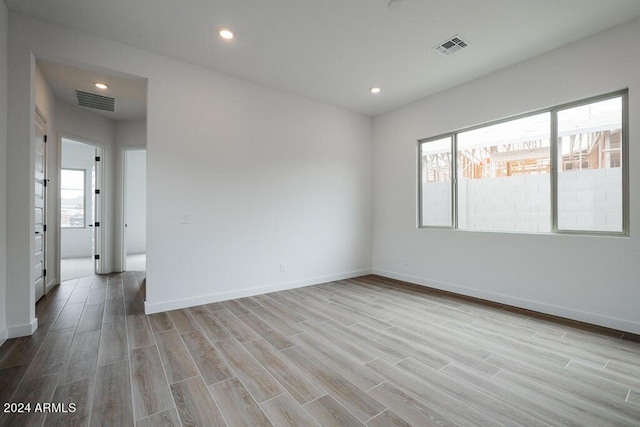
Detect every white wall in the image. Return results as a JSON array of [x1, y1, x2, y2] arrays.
[[373, 19, 640, 333], [116, 120, 146, 149], [0, 0, 8, 343], [7, 14, 372, 321], [60, 139, 95, 258], [125, 149, 146, 254], [6, 16, 37, 337], [4, 52, 58, 338]]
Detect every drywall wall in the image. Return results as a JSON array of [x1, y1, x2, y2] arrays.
[[35, 63, 57, 292], [125, 149, 146, 255], [373, 18, 640, 333], [7, 14, 372, 322], [5, 54, 58, 337], [116, 119, 146, 149], [60, 139, 95, 259], [0, 0, 8, 343], [56, 100, 116, 274], [6, 17, 36, 336]]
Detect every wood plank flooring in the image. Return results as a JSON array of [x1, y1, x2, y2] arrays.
[[1, 273, 639, 426]]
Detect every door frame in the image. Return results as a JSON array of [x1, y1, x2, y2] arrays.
[[57, 133, 107, 277]]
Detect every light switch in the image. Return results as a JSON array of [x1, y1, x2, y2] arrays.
[[180, 212, 189, 224]]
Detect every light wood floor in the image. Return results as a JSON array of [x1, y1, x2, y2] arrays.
[[1, 273, 639, 426]]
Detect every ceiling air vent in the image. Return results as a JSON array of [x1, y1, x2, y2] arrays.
[[74, 90, 116, 112], [433, 35, 470, 56]]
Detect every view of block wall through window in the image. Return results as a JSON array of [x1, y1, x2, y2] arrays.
[[557, 97, 623, 232], [420, 136, 452, 226], [419, 92, 626, 234], [456, 112, 551, 232]]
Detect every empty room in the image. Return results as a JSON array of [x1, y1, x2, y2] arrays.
[[1, 0, 639, 426]]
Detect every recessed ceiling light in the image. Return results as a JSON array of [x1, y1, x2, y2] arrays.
[[370, 87, 381, 94], [218, 27, 234, 40], [94, 82, 108, 90]]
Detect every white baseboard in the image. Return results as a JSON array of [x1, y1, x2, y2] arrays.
[[373, 269, 640, 335], [0, 327, 7, 347], [145, 269, 372, 315], [7, 317, 38, 338], [46, 278, 58, 294]]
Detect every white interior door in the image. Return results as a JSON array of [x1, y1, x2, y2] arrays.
[[34, 111, 47, 302]]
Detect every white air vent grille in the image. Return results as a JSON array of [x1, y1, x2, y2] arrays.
[[434, 35, 469, 56], [75, 90, 116, 112]]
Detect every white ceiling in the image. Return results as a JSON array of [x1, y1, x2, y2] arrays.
[[37, 59, 147, 121], [8, 0, 640, 117]]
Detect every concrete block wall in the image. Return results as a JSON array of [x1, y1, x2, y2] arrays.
[[460, 174, 551, 232], [421, 181, 451, 226], [422, 167, 621, 232], [558, 167, 622, 232]]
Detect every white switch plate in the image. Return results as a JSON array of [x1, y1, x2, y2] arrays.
[[180, 212, 189, 224], [279, 263, 286, 273]]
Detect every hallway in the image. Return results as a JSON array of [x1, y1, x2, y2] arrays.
[[60, 254, 146, 281]]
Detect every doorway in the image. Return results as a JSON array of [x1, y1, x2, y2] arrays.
[[123, 149, 147, 272], [60, 138, 104, 281]]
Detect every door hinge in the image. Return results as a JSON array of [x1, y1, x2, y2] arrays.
[[44, 135, 47, 143], [95, 156, 101, 161], [94, 255, 100, 260], [95, 189, 101, 194], [94, 221, 100, 227], [43, 179, 49, 187], [43, 224, 47, 232], [43, 269, 46, 277]]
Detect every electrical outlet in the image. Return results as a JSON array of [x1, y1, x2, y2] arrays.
[[280, 263, 286, 273], [180, 212, 189, 224]]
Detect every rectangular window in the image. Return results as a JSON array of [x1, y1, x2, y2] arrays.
[[419, 91, 628, 236], [420, 136, 453, 227], [557, 97, 623, 232], [61, 169, 86, 228], [457, 113, 551, 232]]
